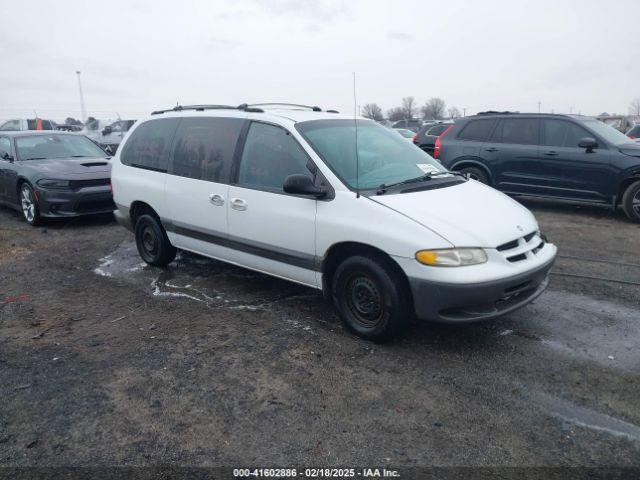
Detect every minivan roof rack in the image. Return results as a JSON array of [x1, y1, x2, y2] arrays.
[[248, 103, 323, 112], [151, 104, 265, 115]]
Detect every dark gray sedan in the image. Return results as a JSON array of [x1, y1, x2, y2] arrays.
[[0, 131, 114, 225]]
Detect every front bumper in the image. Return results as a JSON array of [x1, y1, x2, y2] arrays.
[[409, 256, 555, 323], [37, 186, 115, 218]]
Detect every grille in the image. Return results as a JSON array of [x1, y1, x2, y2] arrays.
[[69, 178, 110, 190], [497, 231, 545, 263]]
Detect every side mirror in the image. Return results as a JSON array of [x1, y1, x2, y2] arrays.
[[102, 126, 112, 135], [283, 174, 326, 198], [104, 145, 114, 156], [578, 137, 598, 152]]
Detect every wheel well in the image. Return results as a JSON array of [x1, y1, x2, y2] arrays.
[[129, 201, 159, 226], [451, 161, 492, 185], [320, 242, 412, 302], [617, 174, 640, 204], [16, 178, 29, 197]]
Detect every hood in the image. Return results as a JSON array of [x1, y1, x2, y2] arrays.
[[619, 144, 640, 157], [370, 180, 538, 248], [24, 157, 111, 175]]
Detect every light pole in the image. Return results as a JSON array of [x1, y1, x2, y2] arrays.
[[76, 71, 87, 123], [463, 107, 467, 117], [537, 101, 541, 113]]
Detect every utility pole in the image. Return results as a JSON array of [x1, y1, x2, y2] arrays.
[[537, 101, 541, 113], [76, 71, 87, 123], [463, 107, 467, 117]]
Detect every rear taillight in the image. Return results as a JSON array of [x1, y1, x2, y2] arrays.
[[433, 125, 455, 159], [630, 135, 636, 140], [412, 134, 418, 143]]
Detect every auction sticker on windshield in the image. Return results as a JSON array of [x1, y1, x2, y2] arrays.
[[416, 163, 440, 174]]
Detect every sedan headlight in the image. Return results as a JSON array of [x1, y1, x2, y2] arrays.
[[415, 248, 488, 267], [36, 179, 71, 189]]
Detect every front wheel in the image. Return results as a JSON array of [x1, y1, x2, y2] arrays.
[[20, 183, 40, 226], [134, 214, 177, 266], [332, 255, 412, 342], [621, 180, 640, 223]]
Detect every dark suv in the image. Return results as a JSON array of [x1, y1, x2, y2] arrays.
[[438, 112, 640, 222]]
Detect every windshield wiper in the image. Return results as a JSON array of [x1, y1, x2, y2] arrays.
[[24, 157, 47, 160], [376, 170, 467, 195]]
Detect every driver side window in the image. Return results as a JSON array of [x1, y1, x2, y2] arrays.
[[238, 123, 312, 192], [0, 137, 11, 158]]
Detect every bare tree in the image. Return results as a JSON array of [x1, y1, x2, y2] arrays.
[[421, 98, 446, 120], [361, 103, 384, 121], [629, 98, 640, 116], [447, 107, 461, 119], [401, 96, 417, 119], [386, 107, 405, 122]]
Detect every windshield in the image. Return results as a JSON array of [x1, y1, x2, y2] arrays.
[[296, 119, 445, 190], [584, 120, 635, 146], [16, 134, 107, 160]]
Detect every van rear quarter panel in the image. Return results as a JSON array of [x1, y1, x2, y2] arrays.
[[111, 155, 168, 220]]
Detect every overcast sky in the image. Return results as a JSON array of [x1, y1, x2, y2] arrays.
[[1, 0, 639, 121]]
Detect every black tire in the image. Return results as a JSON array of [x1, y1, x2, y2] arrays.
[[19, 183, 41, 226], [134, 214, 177, 266], [621, 180, 640, 223], [332, 255, 412, 342], [459, 166, 489, 185]]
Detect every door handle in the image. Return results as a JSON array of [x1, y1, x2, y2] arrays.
[[230, 198, 247, 211], [209, 193, 225, 206], [484, 147, 499, 152], [543, 151, 559, 156]]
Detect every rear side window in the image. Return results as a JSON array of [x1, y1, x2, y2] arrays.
[[427, 124, 450, 136], [627, 125, 640, 137], [120, 118, 180, 172], [170, 117, 245, 183], [457, 119, 496, 141], [238, 122, 311, 191], [492, 118, 539, 145]]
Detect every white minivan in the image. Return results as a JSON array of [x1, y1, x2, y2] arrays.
[[111, 103, 557, 341]]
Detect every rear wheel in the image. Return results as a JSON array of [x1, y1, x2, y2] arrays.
[[621, 180, 640, 223], [19, 183, 40, 226], [459, 166, 489, 185], [332, 255, 411, 342], [134, 214, 176, 266]]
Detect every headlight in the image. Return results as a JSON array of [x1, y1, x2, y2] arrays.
[[415, 248, 488, 267], [36, 179, 71, 189]]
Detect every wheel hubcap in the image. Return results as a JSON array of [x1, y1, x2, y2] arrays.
[[347, 276, 383, 327], [141, 227, 158, 255], [21, 188, 34, 222]]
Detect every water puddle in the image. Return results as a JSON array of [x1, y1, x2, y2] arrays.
[[534, 391, 640, 442]]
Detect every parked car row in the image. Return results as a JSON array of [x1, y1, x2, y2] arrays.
[[4, 102, 640, 341]]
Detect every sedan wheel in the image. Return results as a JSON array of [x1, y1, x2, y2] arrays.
[[20, 184, 40, 226]]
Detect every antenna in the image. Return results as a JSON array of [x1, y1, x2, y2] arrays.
[[353, 72, 360, 198]]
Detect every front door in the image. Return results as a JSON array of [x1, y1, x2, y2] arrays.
[[165, 116, 246, 258], [227, 121, 318, 287], [537, 119, 611, 201]]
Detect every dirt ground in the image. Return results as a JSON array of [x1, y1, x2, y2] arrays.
[[0, 197, 639, 469]]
